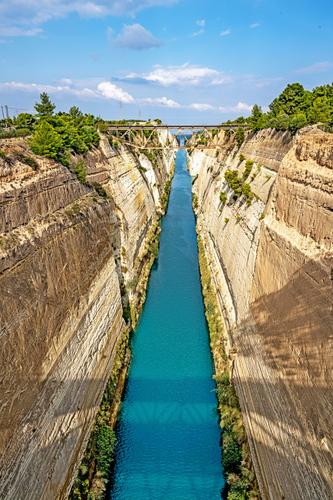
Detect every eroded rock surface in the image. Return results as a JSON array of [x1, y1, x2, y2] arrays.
[[0, 134, 174, 499], [190, 126, 333, 499]]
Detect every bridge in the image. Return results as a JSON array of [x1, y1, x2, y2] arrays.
[[107, 124, 245, 150]]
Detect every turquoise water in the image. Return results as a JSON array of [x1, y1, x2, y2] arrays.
[[110, 149, 224, 499]]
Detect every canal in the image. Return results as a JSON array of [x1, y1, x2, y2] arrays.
[[111, 148, 224, 499]]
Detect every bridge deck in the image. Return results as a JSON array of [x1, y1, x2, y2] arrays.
[[107, 124, 243, 131]]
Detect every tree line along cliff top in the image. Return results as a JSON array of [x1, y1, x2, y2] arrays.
[[0, 82, 332, 167], [223, 82, 333, 134]]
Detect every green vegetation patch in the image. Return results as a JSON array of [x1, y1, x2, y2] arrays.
[[242, 160, 254, 181], [0, 128, 31, 139], [192, 192, 199, 210], [224, 82, 333, 134], [73, 159, 87, 184], [70, 330, 130, 500], [235, 128, 245, 148], [142, 148, 159, 167], [220, 191, 228, 205], [18, 94, 100, 165], [224, 169, 254, 205], [161, 175, 173, 212]]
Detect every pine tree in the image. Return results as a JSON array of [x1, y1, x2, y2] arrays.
[[34, 92, 56, 117]]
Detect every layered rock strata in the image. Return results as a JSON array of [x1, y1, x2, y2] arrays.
[[0, 133, 174, 499], [190, 127, 333, 499]]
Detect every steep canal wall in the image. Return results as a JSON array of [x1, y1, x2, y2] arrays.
[[0, 132, 175, 499], [111, 149, 224, 499], [189, 126, 333, 499]]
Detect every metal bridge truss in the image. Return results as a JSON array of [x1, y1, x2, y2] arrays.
[[107, 124, 243, 150]]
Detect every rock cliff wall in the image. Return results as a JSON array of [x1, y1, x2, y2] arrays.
[[190, 127, 333, 499], [0, 134, 174, 499]]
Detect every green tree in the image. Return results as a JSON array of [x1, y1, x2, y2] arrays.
[[311, 96, 332, 123], [15, 113, 36, 130], [288, 112, 308, 133], [249, 104, 263, 131], [271, 112, 290, 130], [269, 83, 310, 116], [29, 120, 63, 158], [34, 92, 56, 117], [235, 127, 245, 148], [69, 106, 83, 120]]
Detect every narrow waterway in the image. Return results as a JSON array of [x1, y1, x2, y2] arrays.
[[111, 149, 224, 499]]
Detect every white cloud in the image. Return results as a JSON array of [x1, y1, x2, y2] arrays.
[[219, 102, 253, 114], [189, 103, 214, 111], [0, 0, 179, 36], [191, 18, 206, 37], [196, 19, 206, 28], [0, 79, 135, 104], [114, 23, 162, 50], [220, 29, 231, 37], [59, 77, 73, 85], [0, 26, 43, 37], [97, 81, 134, 103], [0, 77, 256, 115], [295, 61, 333, 74], [140, 96, 181, 108], [124, 63, 232, 86], [0, 81, 98, 98], [250, 22, 260, 29]]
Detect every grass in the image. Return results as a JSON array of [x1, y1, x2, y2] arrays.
[[0, 128, 30, 139]]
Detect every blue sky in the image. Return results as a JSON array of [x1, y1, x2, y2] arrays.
[[0, 0, 332, 123]]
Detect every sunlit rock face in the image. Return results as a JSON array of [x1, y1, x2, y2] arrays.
[[190, 126, 333, 499], [0, 133, 174, 499]]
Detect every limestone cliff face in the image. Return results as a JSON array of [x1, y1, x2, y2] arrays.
[[190, 127, 333, 499], [0, 134, 174, 499]]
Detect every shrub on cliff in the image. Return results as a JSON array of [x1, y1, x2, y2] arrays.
[[242, 160, 254, 181], [29, 120, 63, 159], [224, 170, 242, 198], [95, 423, 117, 477], [220, 191, 227, 205], [73, 159, 87, 184], [241, 183, 254, 205], [14, 113, 36, 130], [235, 127, 245, 148], [223, 433, 242, 473]]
